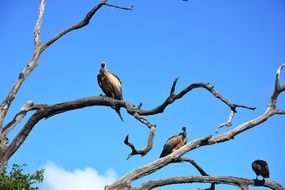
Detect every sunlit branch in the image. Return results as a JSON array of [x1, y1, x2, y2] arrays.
[[135, 176, 284, 190]]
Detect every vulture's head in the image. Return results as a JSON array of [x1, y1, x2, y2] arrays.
[[181, 126, 187, 137], [101, 61, 107, 69]]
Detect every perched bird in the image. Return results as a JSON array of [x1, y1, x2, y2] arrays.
[[160, 127, 187, 158], [252, 159, 270, 180], [97, 62, 123, 121]]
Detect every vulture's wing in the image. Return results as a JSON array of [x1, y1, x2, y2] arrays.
[[160, 134, 182, 158], [262, 164, 270, 178], [175, 137, 187, 150], [97, 74, 103, 90], [252, 160, 270, 178], [110, 72, 122, 84], [252, 161, 261, 175], [107, 72, 123, 100], [97, 74, 111, 97], [259, 161, 270, 178]]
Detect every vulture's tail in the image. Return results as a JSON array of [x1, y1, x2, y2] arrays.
[[115, 107, 124, 122]]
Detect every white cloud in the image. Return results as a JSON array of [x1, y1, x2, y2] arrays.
[[41, 162, 117, 190]]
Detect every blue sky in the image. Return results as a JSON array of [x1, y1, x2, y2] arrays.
[[1, 0, 285, 189]]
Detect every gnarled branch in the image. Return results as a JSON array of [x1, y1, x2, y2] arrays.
[[135, 176, 284, 190], [133, 79, 256, 116], [124, 126, 156, 160], [106, 64, 285, 189], [0, 0, 133, 170], [0, 0, 46, 130], [129, 79, 256, 134], [0, 0, 132, 131]]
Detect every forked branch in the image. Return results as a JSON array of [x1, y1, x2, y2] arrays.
[[124, 126, 156, 160], [134, 79, 256, 116], [130, 79, 256, 133], [106, 64, 285, 190], [0, 0, 46, 130], [0, 0, 132, 131], [0, 0, 133, 170]]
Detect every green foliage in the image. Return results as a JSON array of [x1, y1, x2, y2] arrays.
[[0, 164, 44, 190]]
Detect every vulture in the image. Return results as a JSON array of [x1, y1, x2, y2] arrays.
[[160, 127, 187, 158], [252, 159, 270, 180], [97, 62, 123, 121]]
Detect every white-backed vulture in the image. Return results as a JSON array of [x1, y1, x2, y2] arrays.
[[252, 159, 270, 180], [160, 127, 187, 158], [97, 62, 123, 121]]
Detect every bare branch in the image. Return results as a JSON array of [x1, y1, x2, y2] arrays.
[[273, 109, 285, 115], [135, 82, 256, 116], [0, 4, 45, 130], [108, 135, 212, 189], [174, 158, 209, 176], [104, 3, 134, 10], [172, 157, 216, 189], [170, 77, 179, 95], [135, 176, 284, 190], [124, 126, 156, 159], [234, 104, 256, 110], [270, 63, 285, 109], [107, 65, 285, 189], [133, 113, 153, 129], [275, 63, 285, 89], [0, 0, 133, 131], [108, 85, 284, 189], [1, 66, 280, 167], [216, 110, 235, 133], [124, 113, 156, 159], [34, 0, 46, 47], [2, 101, 35, 138], [43, 1, 104, 49], [43, 1, 132, 49]]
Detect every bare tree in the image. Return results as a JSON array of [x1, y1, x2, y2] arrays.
[[0, 1, 284, 189]]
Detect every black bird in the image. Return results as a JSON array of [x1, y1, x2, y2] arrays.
[[160, 127, 187, 158], [252, 159, 270, 180], [97, 62, 123, 121]]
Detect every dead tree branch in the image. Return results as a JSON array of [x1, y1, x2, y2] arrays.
[[132, 79, 256, 116], [0, 0, 46, 130], [174, 158, 209, 176], [216, 110, 234, 132], [128, 79, 256, 133], [106, 63, 285, 190], [106, 135, 212, 189], [1, 61, 283, 170], [124, 126, 156, 160], [173, 157, 216, 189], [135, 176, 284, 190], [33, 0, 45, 47], [124, 112, 156, 159], [0, 0, 132, 131], [0, 101, 35, 147], [1, 0, 284, 188], [104, 3, 134, 10], [43, 1, 133, 49], [0, 0, 133, 170]]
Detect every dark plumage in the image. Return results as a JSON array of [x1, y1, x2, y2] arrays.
[[252, 159, 270, 180], [160, 127, 187, 158], [97, 62, 123, 121]]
